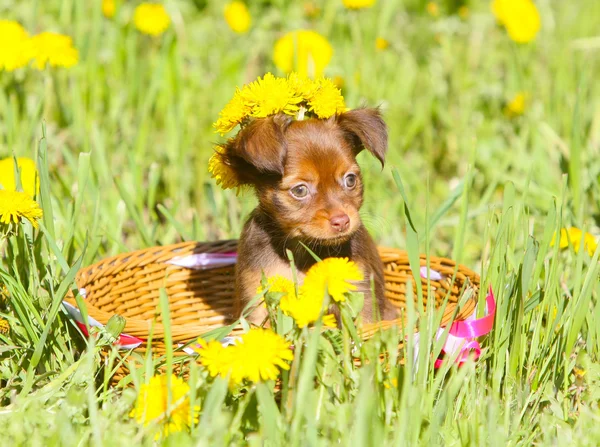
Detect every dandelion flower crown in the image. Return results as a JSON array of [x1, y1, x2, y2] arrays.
[[209, 72, 346, 190]]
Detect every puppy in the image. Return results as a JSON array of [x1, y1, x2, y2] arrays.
[[220, 108, 396, 325]]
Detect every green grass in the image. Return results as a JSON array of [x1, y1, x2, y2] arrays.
[[1, 0, 599, 445]]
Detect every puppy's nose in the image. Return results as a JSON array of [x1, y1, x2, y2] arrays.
[[329, 213, 350, 232]]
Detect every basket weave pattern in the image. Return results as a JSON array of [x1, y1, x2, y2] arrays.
[[65, 240, 480, 356]]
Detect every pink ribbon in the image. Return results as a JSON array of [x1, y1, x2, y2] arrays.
[[75, 321, 144, 350], [433, 287, 495, 368]]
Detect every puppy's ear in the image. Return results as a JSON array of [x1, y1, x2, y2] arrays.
[[219, 114, 292, 186], [234, 114, 291, 174], [336, 108, 388, 167]]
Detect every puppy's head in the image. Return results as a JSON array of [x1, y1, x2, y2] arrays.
[[220, 108, 387, 244]]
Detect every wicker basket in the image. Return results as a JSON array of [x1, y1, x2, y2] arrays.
[[63, 240, 480, 380]]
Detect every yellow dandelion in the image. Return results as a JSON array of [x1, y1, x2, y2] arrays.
[[303, 2, 321, 18], [551, 227, 598, 257], [273, 30, 333, 78], [130, 374, 199, 439], [102, 0, 116, 18], [234, 328, 293, 383], [342, 0, 376, 9], [280, 290, 337, 328], [208, 146, 240, 190], [491, 0, 509, 24], [573, 365, 586, 380], [224, 2, 251, 34], [0, 157, 40, 197], [426, 2, 440, 17], [133, 3, 171, 36], [196, 339, 235, 378], [458, 5, 469, 19], [239, 72, 303, 118], [375, 37, 389, 51], [286, 72, 318, 99], [214, 89, 253, 135], [197, 329, 293, 385], [491, 0, 540, 44], [280, 291, 321, 328], [30, 32, 78, 70], [503, 2, 540, 43], [0, 20, 34, 71], [0, 190, 43, 228], [302, 257, 363, 303], [383, 377, 398, 389], [0, 284, 9, 304], [0, 318, 9, 335], [332, 75, 345, 90], [504, 91, 527, 117], [259, 275, 336, 328], [258, 275, 296, 297], [305, 78, 346, 119], [322, 314, 337, 327]]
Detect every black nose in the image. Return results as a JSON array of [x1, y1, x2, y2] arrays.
[[329, 214, 350, 232]]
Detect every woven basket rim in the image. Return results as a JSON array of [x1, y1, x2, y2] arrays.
[[64, 240, 481, 342]]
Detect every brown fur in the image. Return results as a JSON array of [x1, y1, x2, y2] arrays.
[[225, 108, 397, 324]]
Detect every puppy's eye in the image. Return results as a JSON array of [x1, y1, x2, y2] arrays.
[[290, 184, 309, 199], [344, 173, 357, 189]]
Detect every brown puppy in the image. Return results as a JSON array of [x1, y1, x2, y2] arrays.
[[219, 108, 396, 325]]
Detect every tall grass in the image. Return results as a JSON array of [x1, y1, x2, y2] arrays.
[[0, 0, 599, 445]]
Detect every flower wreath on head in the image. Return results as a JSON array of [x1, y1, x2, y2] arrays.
[[209, 72, 346, 190]]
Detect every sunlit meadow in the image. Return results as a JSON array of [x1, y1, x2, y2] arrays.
[[0, 0, 599, 445]]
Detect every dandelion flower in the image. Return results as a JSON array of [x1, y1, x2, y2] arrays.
[[0, 20, 34, 71], [102, 0, 116, 18], [240, 72, 303, 118], [375, 37, 389, 51], [504, 92, 527, 117], [303, 2, 321, 18], [342, 0, 376, 9], [273, 30, 333, 78], [130, 374, 199, 439], [322, 314, 337, 327], [302, 257, 363, 303], [0, 157, 39, 198], [258, 275, 296, 297], [0, 190, 43, 228], [281, 289, 337, 328], [232, 328, 293, 383], [134, 3, 171, 36], [491, 0, 540, 44], [196, 329, 293, 385], [286, 72, 318, 99], [196, 339, 236, 378], [306, 77, 346, 118], [213, 73, 342, 135], [213, 89, 252, 135], [30, 32, 79, 69], [383, 378, 398, 389], [332, 75, 345, 90], [224, 2, 251, 34], [258, 275, 336, 328], [0, 284, 9, 304], [0, 318, 9, 335], [551, 227, 598, 257], [426, 2, 440, 17], [208, 146, 240, 189], [214, 73, 303, 134], [458, 6, 469, 19]]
